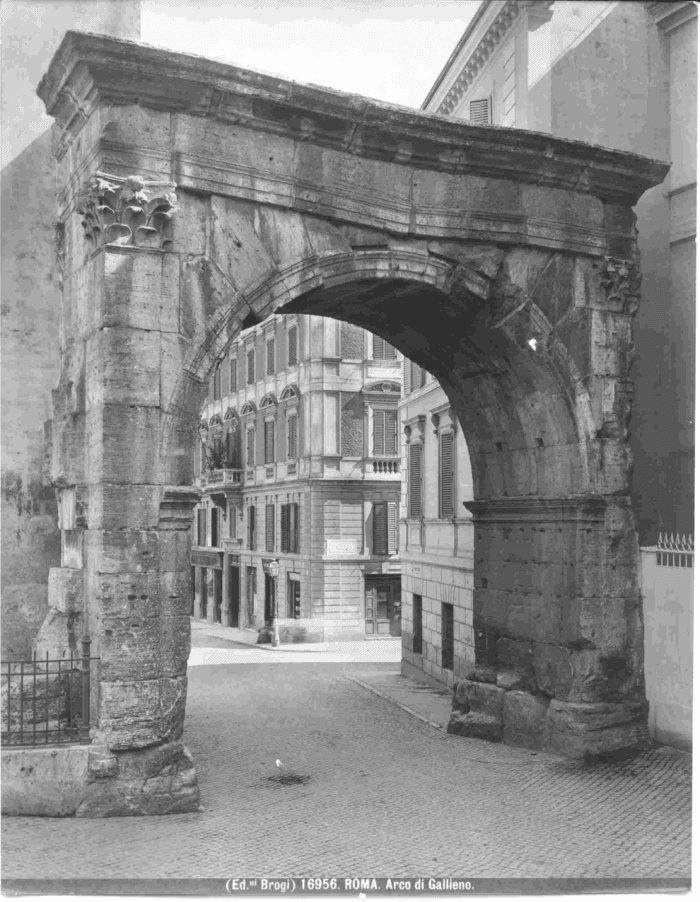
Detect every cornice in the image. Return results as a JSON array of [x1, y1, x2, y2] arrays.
[[648, 1, 697, 33], [39, 31, 668, 208]]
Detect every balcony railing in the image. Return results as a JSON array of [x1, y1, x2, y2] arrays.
[[203, 468, 243, 489], [371, 458, 400, 475]]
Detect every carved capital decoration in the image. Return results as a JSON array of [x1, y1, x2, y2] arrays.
[[596, 256, 642, 314], [77, 174, 177, 250], [404, 415, 426, 444]]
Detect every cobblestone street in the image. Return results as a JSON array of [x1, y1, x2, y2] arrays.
[[1, 636, 692, 889]]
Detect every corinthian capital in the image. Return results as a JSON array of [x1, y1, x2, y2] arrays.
[[77, 173, 177, 250]]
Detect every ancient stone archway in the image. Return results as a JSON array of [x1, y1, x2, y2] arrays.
[[37, 32, 668, 814]]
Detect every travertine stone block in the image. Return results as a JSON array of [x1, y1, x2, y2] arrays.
[[47, 567, 84, 614]]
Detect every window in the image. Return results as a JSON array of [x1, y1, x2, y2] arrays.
[[213, 364, 221, 400], [281, 502, 299, 553], [247, 348, 255, 385], [229, 358, 237, 393], [287, 575, 300, 619], [372, 501, 398, 555], [373, 409, 398, 457], [408, 443, 423, 518], [372, 335, 397, 360], [287, 413, 298, 459], [469, 97, 491, 124], [266, 337, 275, 376], [246, 427, 255, 468], [441, 603, 454, 671], [229, 504, 238, 538], [403, 359, 427, 394], [264, 419, 275, 464], [211, 508, 219, 547], [248, 504, 256, 551], [413, 594, 423, 654], [265, 503, 275, 552], [288, 326, 298, 366], [197, 508, 207, 546], [439, 431, 455, 519]]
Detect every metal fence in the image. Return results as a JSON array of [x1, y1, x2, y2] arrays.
[[646, 532, 694, 568], [1, 639, 97, 747]]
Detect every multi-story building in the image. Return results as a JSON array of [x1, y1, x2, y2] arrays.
[[192, 314, 403, 642], [399, 362, 475, 686], [401, 0, 695, 750]]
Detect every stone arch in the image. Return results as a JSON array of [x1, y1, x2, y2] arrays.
[[37, 30, 668, 814]]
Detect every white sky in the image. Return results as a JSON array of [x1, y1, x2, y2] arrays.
[[141, 1, 478, 108]]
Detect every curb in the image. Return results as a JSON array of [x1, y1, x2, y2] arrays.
[[345, 673, 445, 732]]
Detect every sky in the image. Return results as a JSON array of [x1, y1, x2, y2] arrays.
[[140, 1, 478, 108]]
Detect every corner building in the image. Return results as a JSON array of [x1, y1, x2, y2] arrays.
[[192, 315, 403, 642], [399, 364, 475, 687]]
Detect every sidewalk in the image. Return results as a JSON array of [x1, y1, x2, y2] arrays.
[[346, 669, 453, 730]]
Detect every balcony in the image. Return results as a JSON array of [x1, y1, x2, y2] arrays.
[[202, 468, 243, 492], [367, 457, 401, 477]]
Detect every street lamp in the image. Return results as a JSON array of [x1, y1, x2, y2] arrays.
[[269, 559, 280, 647]]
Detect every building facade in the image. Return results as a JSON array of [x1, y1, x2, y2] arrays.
[[399, 362, 475, 687], [193, 314, 403, 642]]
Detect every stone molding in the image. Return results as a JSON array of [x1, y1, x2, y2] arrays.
[[463, 495, 608, 524], [39, 31, 667, 207], [596, 255, 642, 314], [159, 487, 202, 531], [648, 1, 697, 33], [77, 174, 177, 250], [403, 415, 426, 445]]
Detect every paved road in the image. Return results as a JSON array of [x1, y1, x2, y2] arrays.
[[1, 655, 691, 887]]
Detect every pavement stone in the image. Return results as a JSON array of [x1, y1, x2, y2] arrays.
[[0, 648, 692, 886]]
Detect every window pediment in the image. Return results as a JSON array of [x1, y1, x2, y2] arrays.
[[241, 401, 257, 416], [224, 407, 238, 421], [209, 414, 223, 427], [260, 393, 278, 409]]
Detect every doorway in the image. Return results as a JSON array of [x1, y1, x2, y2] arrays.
[[264, 573, 275, 626], [364, 576, 401, 636], [213, 569, 222, 624], [287, 574, 301, 619], [229, 566, 240, 628], [245, 566, 256, 628]]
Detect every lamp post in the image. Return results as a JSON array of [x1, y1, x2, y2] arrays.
[[269, 559, 280, 647]]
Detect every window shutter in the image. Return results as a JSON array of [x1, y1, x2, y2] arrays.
[[372, 334, 383, 359], [265, 503, 275, 552], [211, 508, 219, 546], [247, 349, 255, 384], [403, 358, 411, 394], [288, 326, 298, 366], [386, 410, 398, 456], [385, 342, 397, 360], [439, 431, 455, 518], [264, 420, 275, 464], [247, 428, 255, 468], [410, 361, 422, 392], [469, 97, 491, 125], [287, 414, 298, 459], [266, 338, 275, 376], [280, 504, 289, 553], [249, 505, 256, 550], [373, 409, 385, 456], [387, 502, 397, 554], [291, 502, 299, 553], [230, 358, 237, 393], [409, 443, 423, 518], [372, 501, 388, 555], [229, 505, 237, 538]]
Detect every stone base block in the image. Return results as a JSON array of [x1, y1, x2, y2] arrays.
[[542, 698, 650, 758], [32, 609, 84, 659], [48, 567, 84, 614], [502, 690, 550, 750], [75, 740, 199, 816], [447, 711, 503, 742]]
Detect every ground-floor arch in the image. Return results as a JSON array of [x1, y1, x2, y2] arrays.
[[36, 31, 667, 814]]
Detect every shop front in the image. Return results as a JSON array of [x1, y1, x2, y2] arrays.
[[364, 568, 401, 636], [192, 549, 223, 623]]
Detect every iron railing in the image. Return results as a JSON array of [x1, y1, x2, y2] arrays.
[[642, 532, 695, 569], [1, 639, 97, 747]]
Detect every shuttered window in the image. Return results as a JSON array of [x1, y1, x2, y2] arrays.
[[288, 326, 298, 366], [246, 428, 255, 468], [403, 358, 411, 394], [213, 364, 221, 400], [264, 419, 275, 464], [439, 431, 455, 519], [373, 409, 398, 457], [229, 357, 237, 393], [387, 501, 397, 555], [247, 349, 255, 384], [197, 508, 207, 546], [469, 97, 491, 125], [266, 338, 275, 376], [372, 335, 397, 360], [229, 504, 237, 538], [408, 443, 423, 518], [211, 508, 219, 547], [372, 501, 388, 555], [248, 505, 256, 550], [281, 502, 300, 553], [413, 594, 423, 653], [287, 414, 298, 459], [265, 503, 275, 552]]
